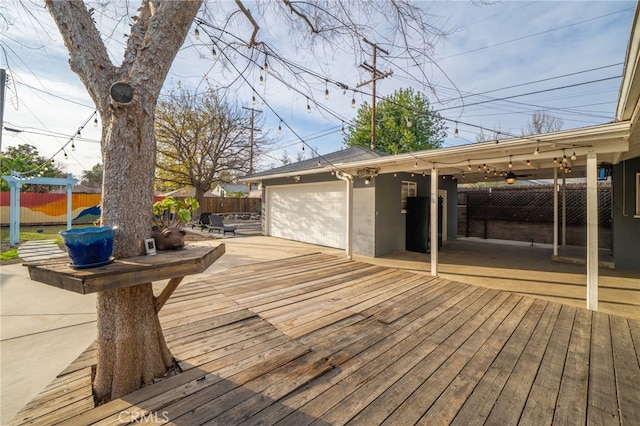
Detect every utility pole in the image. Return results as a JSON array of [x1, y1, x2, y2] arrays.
[[356, 39, 392, 150], [242, 106, 262, 193], [1, 69, 6, 152]]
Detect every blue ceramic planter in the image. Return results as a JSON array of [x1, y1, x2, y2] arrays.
[[60, 226, 115, 268]]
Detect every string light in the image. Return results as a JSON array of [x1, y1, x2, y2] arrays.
[[351, 92, 356, 108], [63, 149, 68, 159], [405, 117, 412, 128], [93, 116, 98, 127], [76, 129, 81, 138], [534, 141, 540, 156], [71, 141, 76, 151], [263, 55, 269, 72], [571, 151, 577, 161], [212, 46, 218, 60], [278, 120, 282, 134], [252, 93, 256, 105], [553, 157, 557, 164], [306, 97, 311, 113], [340, 122, 345, 135], [194, 28, 200, 39], [454, 123, 459, 138], [259, 73, 264, 85], [526, 159, 531, 166], [467, 161, 471, 171], [508, 156, 513, 169], [324, 80, 329, 100]]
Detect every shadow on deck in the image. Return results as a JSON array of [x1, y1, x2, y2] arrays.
[[9, 253, 640, 425]]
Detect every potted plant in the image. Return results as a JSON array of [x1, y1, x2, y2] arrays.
[[60, 226, 116, 268], [151, 196, 199, 250]]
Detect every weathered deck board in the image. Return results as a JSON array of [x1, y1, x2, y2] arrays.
[[10, 253, 640, 426]]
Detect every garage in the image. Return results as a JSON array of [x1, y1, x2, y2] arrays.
[[266, 181, 346, 249]]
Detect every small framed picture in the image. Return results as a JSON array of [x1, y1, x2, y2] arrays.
[[144, 238, 157, 255]]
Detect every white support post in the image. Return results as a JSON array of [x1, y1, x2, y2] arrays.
[[586, 152, 598, 311], [345, 176, 353, 260], [553, 167, 558, 256], [430, 167, 438, 276], [562, 173, 567, 246], [336, 172, 354, 259]]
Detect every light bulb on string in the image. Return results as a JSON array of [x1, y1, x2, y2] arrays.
[[306, 98, 311, 113], [278, 120, 282, 134], [454, 123, 459, 138], [259, 73, 264, 85], [252, 94, 256, 105], [63, 150, 68, 159], [534, 141, 540, 156], [263, 55, 269, 72], [351, 92, 356, 108], [340, 122, 345, 135], [93, 116, 98, 127], [508, 156, 513, 169], [77, 129, 81, 138], [405, 117, 412, 128], [71, 141, 76, 151], [212, 46, 218, 60], [571, 151, 577, 161], [324, 81, 329, 100]]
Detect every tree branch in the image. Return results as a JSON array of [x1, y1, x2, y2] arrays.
[[234, 0, 261, 47], [282, 0, 319, 34], [44, 1, 116, 108]]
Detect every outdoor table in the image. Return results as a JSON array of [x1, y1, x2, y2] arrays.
[[25, 243, 225, 312]]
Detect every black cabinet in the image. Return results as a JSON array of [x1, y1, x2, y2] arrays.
[[406, 196, 442, 253]]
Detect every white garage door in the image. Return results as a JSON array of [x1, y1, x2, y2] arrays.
[[267, 181, 346, 249]]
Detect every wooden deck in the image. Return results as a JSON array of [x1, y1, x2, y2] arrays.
[[9, 253, 640, 425]]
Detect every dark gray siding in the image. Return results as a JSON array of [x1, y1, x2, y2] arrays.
[[613, 157, 640, 272]]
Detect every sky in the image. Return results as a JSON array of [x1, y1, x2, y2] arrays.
[[1, 0, 637, 178]]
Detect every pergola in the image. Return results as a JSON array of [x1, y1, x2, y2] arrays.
[[1, 172, 78, 246]]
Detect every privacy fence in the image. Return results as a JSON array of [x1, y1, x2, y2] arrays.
[[458, 184, 612, 248], [0, 192, 261, 226]]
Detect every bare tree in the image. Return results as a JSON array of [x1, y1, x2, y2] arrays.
[[155, 85, 266, 206], [40, 0, 453, 402], [523, 110, 564, 134]]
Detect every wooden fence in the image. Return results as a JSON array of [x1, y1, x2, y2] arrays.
[[175, 196, 262, 215]]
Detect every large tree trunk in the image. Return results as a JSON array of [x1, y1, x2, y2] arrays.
[[93, 102, 173, 403], [46, 0, 203, 403]]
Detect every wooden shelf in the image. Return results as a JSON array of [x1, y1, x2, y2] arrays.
[[26, 243, 225, 294]]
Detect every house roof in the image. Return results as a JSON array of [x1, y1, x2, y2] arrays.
[[242, 122, 630, 183], [245, 146, 388, 180], [217, 184, 249, 193]]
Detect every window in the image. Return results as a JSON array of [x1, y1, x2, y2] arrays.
[[636, 172, 640, 218], [401, 181, 417, 213]]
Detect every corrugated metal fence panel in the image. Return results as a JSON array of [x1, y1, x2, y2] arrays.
[[0, 192, 102, 226]]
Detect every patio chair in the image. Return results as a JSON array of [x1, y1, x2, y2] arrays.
[[206, 214, 237, 236], [192, 212, 212, 231]]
